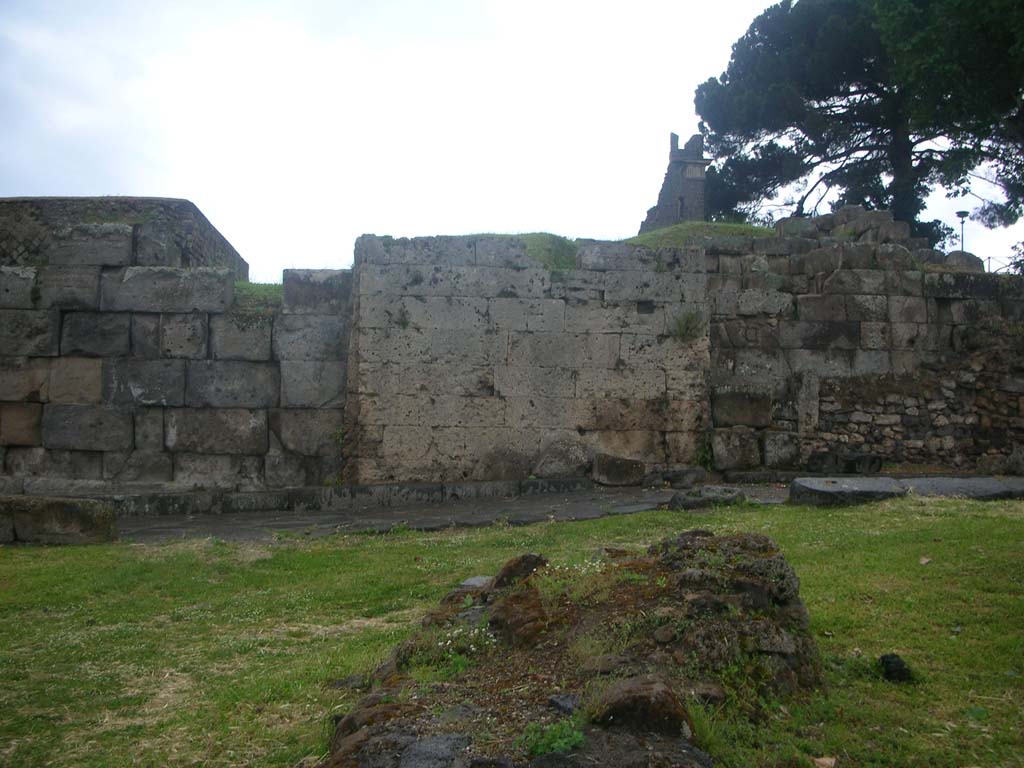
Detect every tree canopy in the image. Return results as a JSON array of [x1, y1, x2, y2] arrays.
[[696, 0, 1024, 244]]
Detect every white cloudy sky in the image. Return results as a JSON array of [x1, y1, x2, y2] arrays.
[[1, 0, 1020, 281]]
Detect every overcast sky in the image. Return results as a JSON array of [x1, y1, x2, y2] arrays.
[[2, 0, 1021, 281]]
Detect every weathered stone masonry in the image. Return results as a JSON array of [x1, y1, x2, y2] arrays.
[[2, 197, 1023, 511]]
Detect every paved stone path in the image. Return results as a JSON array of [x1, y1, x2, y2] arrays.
[[119, 484, 790, 543], [789, 475, 1024, 506]]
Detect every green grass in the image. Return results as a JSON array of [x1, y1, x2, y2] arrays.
[[1, 498, 1022, 767], [232, 281, 283, 312], [624, 220, 774, 250], [518, 232, 578, 271]]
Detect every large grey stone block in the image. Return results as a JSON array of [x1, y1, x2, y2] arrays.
[[165, 408, 267, 454], [355, 235, 477, 267], [60, 312, 130, 356], [712, 427, 761, 470], [160, 313, 208, 358], [282, 269, 352, 314], [712, 391, 772, 428], [173, 453, 263, 490], [779, 321, 859, 350], [888, 296, 928, 324], [269, 409, 345, 456], [0, 357, 50, 401], [134, 407, 164, 449], [101, 267, 233, 312], [494, 365, 575, 398], [0, 310, 59, 356], [48, 357, 102, 404], [210, 313, 273, 360], [280, 361, 346, 408], [845, 294, 888, 321], [359, 296, 488, 331], [488, 298, 565, 332], [4, 447, 102, 478], [507, 332, 619, 369], [764, 431, 799, 468], [41, 404, 133, 451], [35, 267, 100, 309], [564, 301, 666, 335], [134, 220, 183, 267], [103, 359, 186, 405], [3, 496, 117, 544], [130, 313, 161, 357], [186, 361, 279, 408], [103, 450, 173, 482], [358, 263, 550, 299], [0, 267, 37, 308], [796, 294, 846, 322], [575, 367, 666, 399], [50, 223, 132, 266], [273, 315, 347, 360]]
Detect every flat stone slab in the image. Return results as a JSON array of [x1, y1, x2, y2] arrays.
[[0, 496, 118, 544], [789, 476, 1024, 506]]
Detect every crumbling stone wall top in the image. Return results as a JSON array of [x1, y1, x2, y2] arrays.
[[0, 197, 248, 280]]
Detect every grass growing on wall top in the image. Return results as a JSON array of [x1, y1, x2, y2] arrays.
[[518, 232, 579, 271], [233, 281, 283, 312], [624, 220, 774, 250], [1, 498, 1022, 767]]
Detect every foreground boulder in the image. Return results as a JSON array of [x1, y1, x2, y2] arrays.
[[0, 496, 117, 544], [314, 531, 822, 767]]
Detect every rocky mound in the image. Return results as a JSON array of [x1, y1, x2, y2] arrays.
[[317, 531, 822, 767]]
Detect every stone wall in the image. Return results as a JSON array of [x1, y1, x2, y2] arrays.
[[0, 199, 351, 499], [3, 197, 1023, 509], [342, 235, 709, 483], [706, 207, 1024, 472]]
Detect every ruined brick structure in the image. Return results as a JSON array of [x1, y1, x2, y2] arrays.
[[639, 133, 711, 233], [1, 197, 1022, 513]]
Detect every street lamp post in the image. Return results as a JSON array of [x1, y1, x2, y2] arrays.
[[955, 210, 969, 251]]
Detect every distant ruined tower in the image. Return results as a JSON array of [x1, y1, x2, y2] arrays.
[[639, 133, 711, 233]]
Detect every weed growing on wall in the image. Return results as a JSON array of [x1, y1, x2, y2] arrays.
[[670, 311, 704, 342]]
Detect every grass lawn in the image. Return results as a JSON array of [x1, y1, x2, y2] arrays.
[[1, 497, 1022, 767]]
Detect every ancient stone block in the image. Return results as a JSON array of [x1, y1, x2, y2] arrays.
[[505, 397, 594, 430], [360, 394, 506, 428], [564, 301, 666, 335], [103, 359, 186, 406], [785, 349, 853, 378], [473, 236, 536, 268], [712, 391, 772, 428], [429, 330, 508, 366], [602, 271, 706, 304], [273, 315, 347, 360], [355, 235, 476, 267], [359, 263, 550, 299], [888, 296, 928, 324], [103, 450, 173, 482], [620, 333, 710, 370], [891, 323, 925, 350], [270, 409, 345, 456], [164, 408, 267, 454], [943, 250, 985, 273], [210, 313, 273, 361], [161, 313, 208, 358], [4, 447, 102, 478], [264, 452, 313, 488], [0, 402, 42, 445], [507, 332, 619, 369], [763, 431, 799, 468], [134, 408, 164, 450], [101, 267, 233, 312], [60, 312, 130, 356], [280, 361, 347, 408], [282, 269, 352, 314], [584, 430, 666, 464], [0, 267, 37, 308], [876, 243, 914, 270], [494, 365, 574, 398], [575, 367, 666, 399], [860, 322, 891, 350], [591, 453, 645, 486], [712, 427, 761, 470], [41, 405, 133, 451], [360, 296, 488, 331], [5, 496, 117, 545], [666, 431, 699, 464], [35, 267, 100, 309], [923, 272, 1001, 299], [845, 294, 888, 321], [173, 453, 263, 490], [49, 357, 102, 404], [488, 298, 565, 332], [49, 223, 132, 266], [0, 310, 59, 356], [186, 361, 279, 408], [134, 220, 183, 267], [852, 350, 892, 376], [130, 313, 161, 357], [778, 321, 859, 350], [820, 269, 894, 295], [796, 294, 846, 322], [736, 290, 794, 317], [0, 357, 50, 401]]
